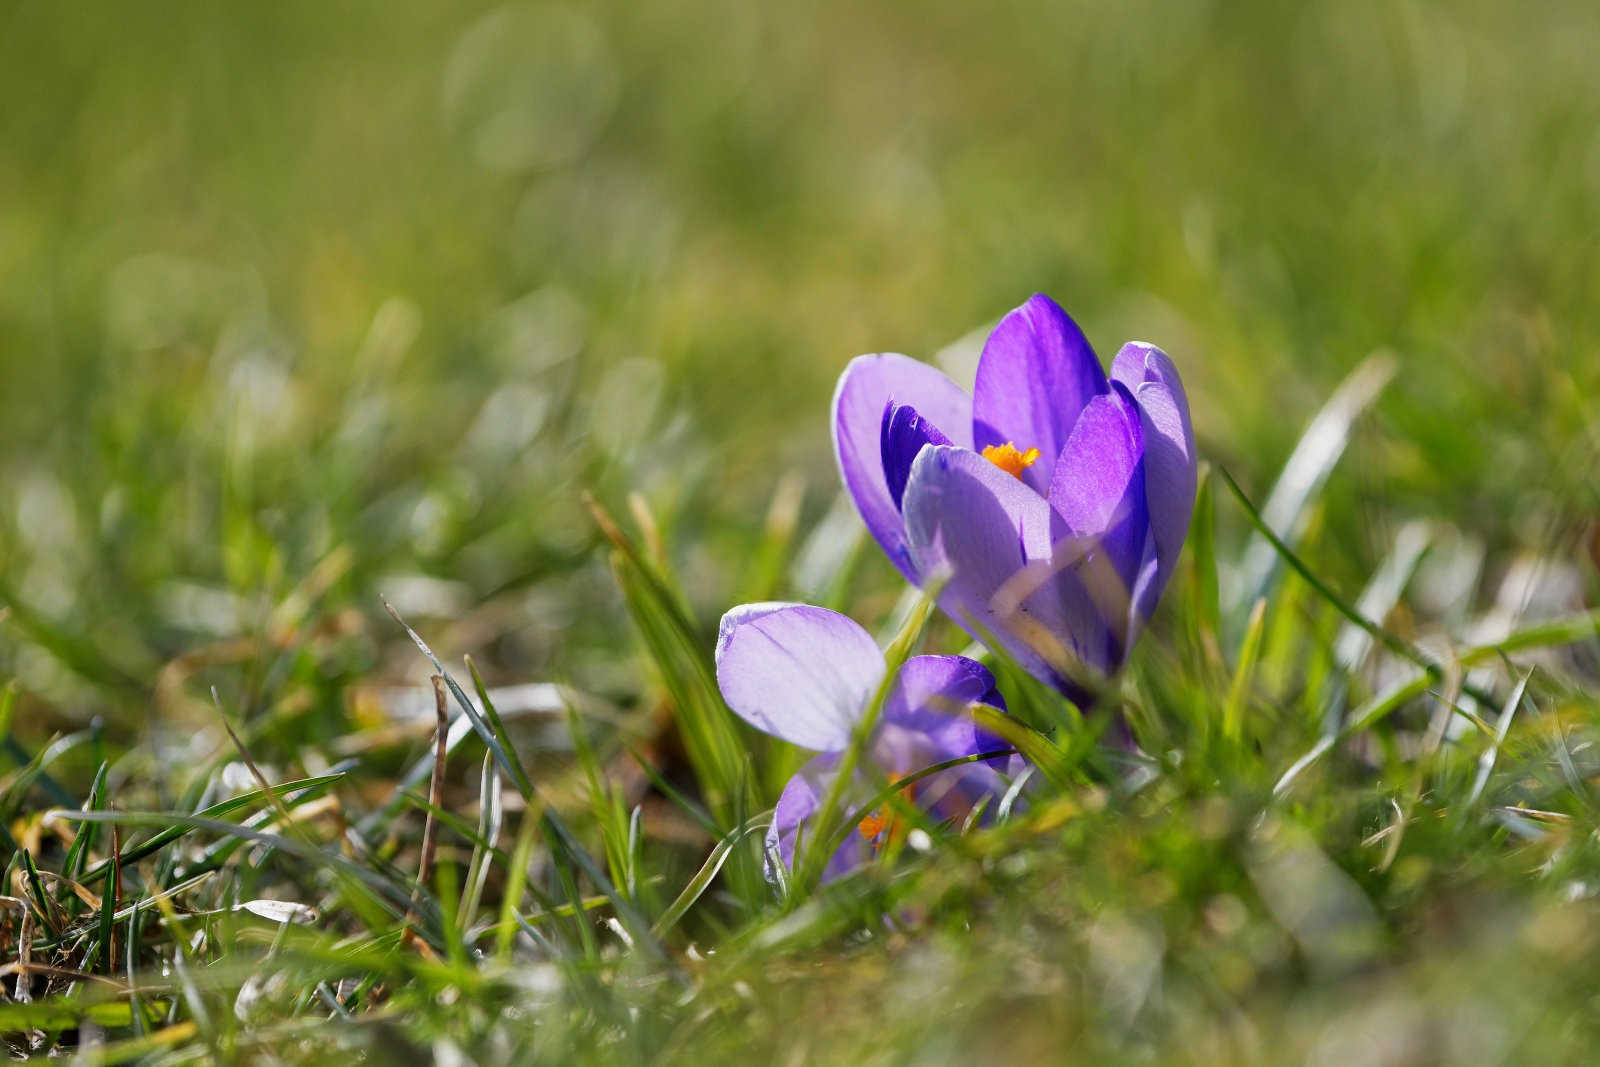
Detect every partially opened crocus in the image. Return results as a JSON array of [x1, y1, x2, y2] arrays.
[[715, 602, 1020, 880], [833, 293, 1196, 698]]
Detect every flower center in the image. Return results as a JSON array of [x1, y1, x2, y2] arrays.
[[857, 774, 916, 851], [981, 442, 1041, 480]]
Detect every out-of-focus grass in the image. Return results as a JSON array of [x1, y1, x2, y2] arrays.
[[0, 1, 1598, 1063]]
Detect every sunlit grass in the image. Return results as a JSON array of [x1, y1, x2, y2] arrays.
[[2, 1, 1599, 1062]]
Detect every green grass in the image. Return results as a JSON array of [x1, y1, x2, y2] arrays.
[[2, 0, 1600, 1062]]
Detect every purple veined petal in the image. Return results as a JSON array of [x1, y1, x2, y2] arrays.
[[915, 758, 1015, 829], [1046, 382, 1150, 663], [900, 445, 1112, 694], [715, 603, 885, 752], [880, 402, 953, 511], [765, 752, 872, 883], [767, 662, 1022, 883], [875, 654, 1018, 827], [833, 353, 975, 583], [972, 294, 1109, 497], [1111, 341, 1197, 616], [1124, 527, 1162, 650], [880, 654, 1008, 759], [869, 718, 1016, 837]]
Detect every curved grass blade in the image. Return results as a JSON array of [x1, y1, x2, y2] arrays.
[[1189, 466, 1222, 667], [541, 809, 676, 973], [821, 748, 1019, 866], [1220, 467, 1497, 708], [1223, 597, 1268, 741], [1274, 671, 1433, 797], [2, 728, 96, 810], [1317, 520, 1434, 731], [47, 809, 435, 936], [652, 812, 772, 938], [466, 655, 535, 799], [1459, 609, 1600, 664], [61, 760, 109, 891], [1467, 669, 1533, 808], [383, 600, 530, 800], [1233, 353, 1395, 613], [76, 772, 345, 885], [793, 593, 935, 895]]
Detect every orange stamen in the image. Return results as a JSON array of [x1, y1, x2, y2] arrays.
[[981, 442, 1042, 480], [857, 774, 917, 851]]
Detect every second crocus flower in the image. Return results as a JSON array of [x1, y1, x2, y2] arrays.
[[715, 602, 1021, 881]]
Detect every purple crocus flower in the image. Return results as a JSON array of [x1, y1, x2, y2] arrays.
[[832, 293, 1196, 697], [715, 602, 1019, 880]]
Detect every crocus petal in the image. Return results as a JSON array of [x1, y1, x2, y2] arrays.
[[972, 294, 1108, 497], [881, 654, 1008, 759], [767, 657, 1022, 882], [833, 353, 975, 582], [766, 752, 869, 882], [715, 603, 884, 752], [1111, 341, 1197, 619], [900, 755, 1016, 830], [880, 402, 953, 511], [1046, 382, 1150, 660], [875, 655, 1017, 828], [901, 445, 1111, 692], [769, 730, 1013, 883]]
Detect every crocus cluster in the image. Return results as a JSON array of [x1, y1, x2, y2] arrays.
[[715, 293, 1195, 879]]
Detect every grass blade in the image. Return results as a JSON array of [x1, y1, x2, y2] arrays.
[[1233, 352, 1395, 612], [1223, 597, 1268, 742], [1467, 670, 1534, 808], [383, 598, 530, 800], [652, 813, 772, 938], [793, 594, 935, 895]]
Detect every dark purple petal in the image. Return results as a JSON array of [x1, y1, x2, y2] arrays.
[[972, 294, 1108, 497], [766, 657, 1023, 883], [869, 718, 1015, 835], [910, 758, 1015, 829], [900, 445, 1115, 692], [715, 602, 884, 752], [833, 353, 974, 583], [875, 653, 1018, 829], [1046, 382, 1150, 661], [880, 402, 954, 511], [1111, 342, 1197, 621], [766, 752, 870, 882], [881, 654, 1007, 758]]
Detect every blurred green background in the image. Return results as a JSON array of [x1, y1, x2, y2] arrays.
[[2, 0, 1597, 733]]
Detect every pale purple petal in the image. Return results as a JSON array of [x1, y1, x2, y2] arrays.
[[880, 402, 953, 511], [1111, 341, 1197, 616], [765, 744, 1010, 882], [972, 294, 1108, 497], [833, 353, 974, 582], [1124, 529, 1162, 651], [766, 656, 1021, 882], [766, 752, 870, 882], [900, 445, 1114, 692], [1046, 383, 1150, 660], [715, 603, 884, 752]]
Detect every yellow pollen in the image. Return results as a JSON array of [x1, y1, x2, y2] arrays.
[[981, 442, 1042, 480]]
